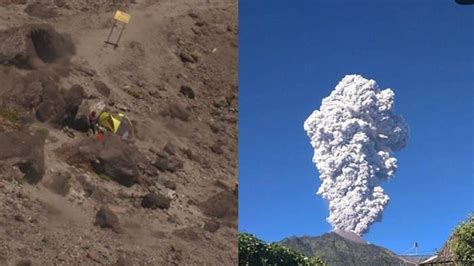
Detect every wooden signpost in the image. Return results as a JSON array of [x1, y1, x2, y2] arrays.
[[104, 10, 131, 49]]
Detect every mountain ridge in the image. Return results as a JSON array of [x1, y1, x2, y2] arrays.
[[278, 232, 415, 266]]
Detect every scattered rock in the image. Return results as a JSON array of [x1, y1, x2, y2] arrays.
[[163, 142, 177, 155], [214, 96, 228, 108], [226, 115, 237, 124], [16, 259, 32, 266], [141, 192, 170, 210], [180, 85, 195, 99], [76, 175, 113, 203], [24, 3, 58, 18], [179, 51, 195, 63], [107, 98, 115, 106], [116, 103, 129, 112], [168, 102, 190, 121], [195, 20, 207, 27], [191, 27, 201, 35], [63, 126, 75, 138], [0, 129, 47, 184], [204, 219, 220, 233], [162, 179, 177, 190], [189, 50, 201, 61], [1, 0, 27, 5], [95, 205, 122, 233], [45, 171, 71, 196], [199, 190, 237, 220], [148, 90, 161, 99], [188, 12, 199, 19], [74, 64, 96, 76], [14, 214, 25, 222], [153, 152, 183, 173], [94, 80, 111, 97], [213, 180, 230, 190], [172, 226, 202, 241], [210, 143, 224, 155], [54, 0, 66, 8], [87, 250, 101, 262], [182, 148, 200, 162], [114, 256, 134, 266], [209, 122, 220, 134], [167, 214, 181, 225], [135, 80, 145, 88]]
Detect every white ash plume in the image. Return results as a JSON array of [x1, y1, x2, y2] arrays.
[[303, 74, 408, 235]]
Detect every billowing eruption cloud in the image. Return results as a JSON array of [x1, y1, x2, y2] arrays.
[[303, 75, 409, 235]]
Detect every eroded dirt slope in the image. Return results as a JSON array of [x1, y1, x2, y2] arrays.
[[0, 0, 238, 264]]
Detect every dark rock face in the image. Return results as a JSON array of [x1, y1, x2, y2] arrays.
[[0, 69, 45, 114], [75, 135, 141, 187], [63, 84, 88, 130], [278, 233, 411, 266], [36, 81, 66, 123], [95, 205, 121, 233], [35, 83, 86, 127], [71, 101, 90, 132], [141, 192, 170, 210], [16, 80, 43, 110], [0, 24, 75, 68], [64, 84, 86, 111], [0, 129, 47, 184]]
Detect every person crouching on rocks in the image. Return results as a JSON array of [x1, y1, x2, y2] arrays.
[[89, 111, 98, 134]]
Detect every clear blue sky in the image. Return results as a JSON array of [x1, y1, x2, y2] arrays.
[[239, 0, 474, 254]]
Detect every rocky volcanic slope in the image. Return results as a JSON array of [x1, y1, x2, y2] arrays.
[[0, 0, 237, 265], [279, 232, 414, 266]]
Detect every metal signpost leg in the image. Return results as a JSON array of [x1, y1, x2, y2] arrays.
[[104, 20, 117, 46], [114, 24, 127, 49]]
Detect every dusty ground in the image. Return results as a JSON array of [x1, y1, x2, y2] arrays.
[[0, 0, 238, 265]]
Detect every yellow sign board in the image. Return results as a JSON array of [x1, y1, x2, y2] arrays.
[[114, 10, 131, 24]]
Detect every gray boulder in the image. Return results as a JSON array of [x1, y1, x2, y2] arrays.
[[77, 135, 140, 187]]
